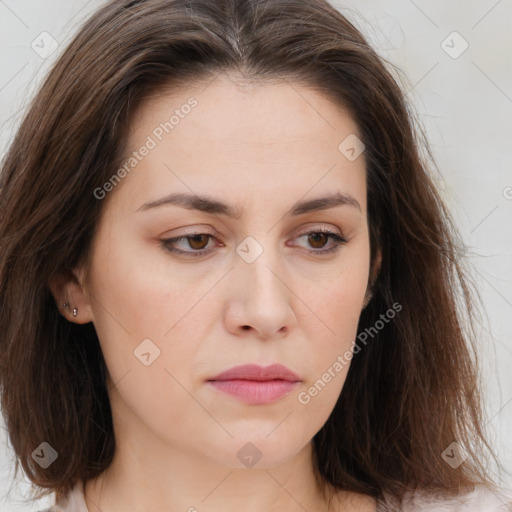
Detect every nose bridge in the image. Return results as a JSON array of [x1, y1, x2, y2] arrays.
[[229, 232, 296, 336], [236, 233, 286, 301]]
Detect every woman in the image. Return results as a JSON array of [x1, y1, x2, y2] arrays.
[[0, 0, 511, 511]]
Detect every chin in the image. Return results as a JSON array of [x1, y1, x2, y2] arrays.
[[206, 434, 308, 470]]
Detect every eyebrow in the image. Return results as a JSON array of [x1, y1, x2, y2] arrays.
[[136, 191, 361, 218]]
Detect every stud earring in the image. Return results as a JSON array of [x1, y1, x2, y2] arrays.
[[62, 302, 69, 309], [73, 307, 78, 317]]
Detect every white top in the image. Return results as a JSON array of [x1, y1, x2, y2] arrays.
[[38, 480, 512, 511]]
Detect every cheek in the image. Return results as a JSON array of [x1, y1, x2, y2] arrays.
[[87, 260, 202, 440], [87, 225, 195, 339], [294, 290, 362, 429], [301, 287, 361, 394], [308, 255, 369, 346], [84, 231, 198, 402], [298, 250, 369, 404]]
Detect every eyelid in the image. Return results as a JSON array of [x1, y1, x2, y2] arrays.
[[160, 229, 219, 257], [160, 224, 348, 258], [294, 224, 343, 236], [161, 223, 343, 243]]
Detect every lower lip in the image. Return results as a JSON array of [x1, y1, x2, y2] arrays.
[[208, 379, 299, 404]]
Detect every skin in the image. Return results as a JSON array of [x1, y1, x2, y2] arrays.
[[50, 74, 381, 512]]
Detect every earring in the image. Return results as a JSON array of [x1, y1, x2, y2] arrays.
[[73, 307, 78, 317], [62, 302, 69, 309]]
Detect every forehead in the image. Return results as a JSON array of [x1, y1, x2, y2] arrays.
[[128, 75, 362, 150], [115, 75, 366, 213]]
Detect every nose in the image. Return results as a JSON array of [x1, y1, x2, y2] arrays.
[[224, 244, 297, 340]]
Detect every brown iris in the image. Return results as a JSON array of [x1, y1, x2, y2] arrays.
[[187, 234, 210, 250], [307, 232, 329, 249]]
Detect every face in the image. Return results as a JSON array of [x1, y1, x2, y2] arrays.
[[61, 75, 374, 469]]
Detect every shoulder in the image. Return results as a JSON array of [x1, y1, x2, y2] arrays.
[[378, 484, 512, 512]]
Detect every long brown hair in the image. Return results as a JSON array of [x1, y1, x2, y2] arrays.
[[0, 0, 504, 506]]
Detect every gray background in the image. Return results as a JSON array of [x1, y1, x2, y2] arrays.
[[1, 0, 511, 510]]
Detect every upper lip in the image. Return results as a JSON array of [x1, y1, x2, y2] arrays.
[[208, 364, 301, 382]]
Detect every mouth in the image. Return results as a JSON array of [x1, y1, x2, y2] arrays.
[[207, 364, 301, 405]]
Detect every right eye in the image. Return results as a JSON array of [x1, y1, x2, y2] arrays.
[[160, 232, 219, 257]]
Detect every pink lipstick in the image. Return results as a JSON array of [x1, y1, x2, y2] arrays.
[[207, 364, 301, 405]]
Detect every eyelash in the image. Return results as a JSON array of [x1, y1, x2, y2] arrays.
[[160, 228, 348, 258]]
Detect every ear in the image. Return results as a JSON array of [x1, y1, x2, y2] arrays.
[[362, 247, 382, 309], [47, 267, 94, 324]]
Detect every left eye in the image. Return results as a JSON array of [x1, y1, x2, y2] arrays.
[[161, 230, 347, 257], [297, 231, 347, 253]]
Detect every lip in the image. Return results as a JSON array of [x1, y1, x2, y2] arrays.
[[209, 363, 301, 382], [207, 364, 301, 405]]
